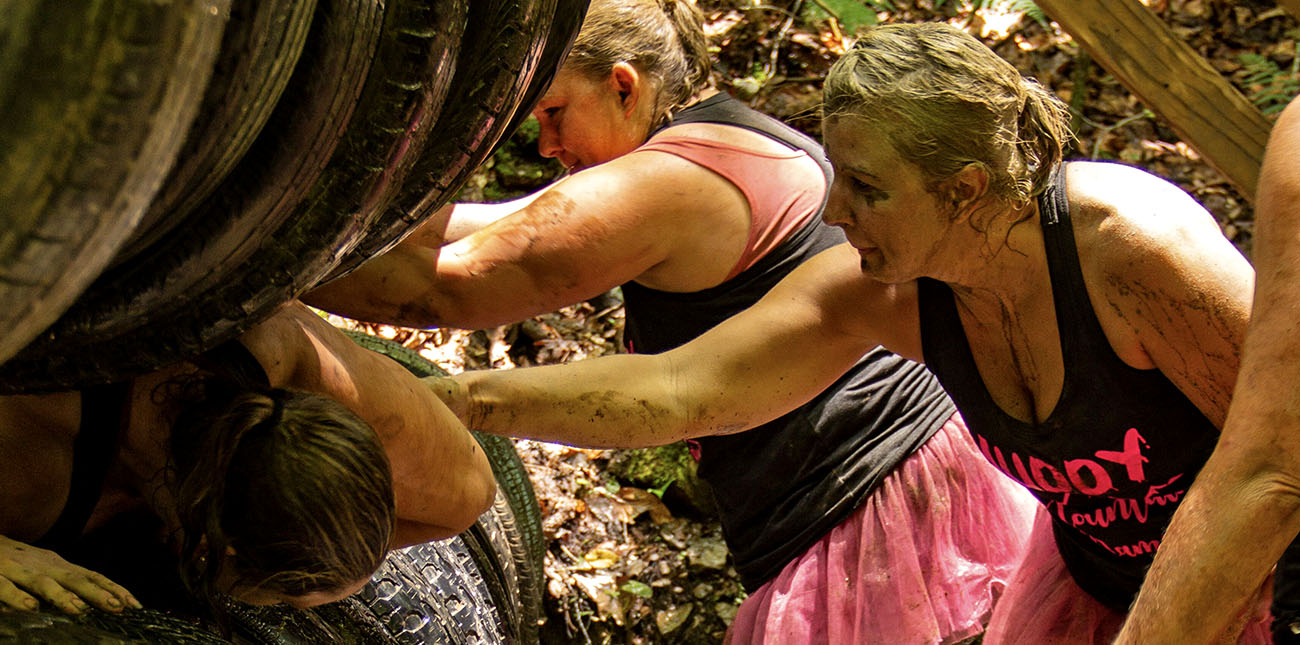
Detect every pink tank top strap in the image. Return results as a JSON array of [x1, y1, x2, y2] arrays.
[[637, 134, 827, 279]]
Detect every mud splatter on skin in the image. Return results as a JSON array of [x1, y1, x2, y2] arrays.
[[952, 285, 1048, 422], [423, 191, 601, 323], [1103, 272, 1241, 420], [564, 390, 683, 446]]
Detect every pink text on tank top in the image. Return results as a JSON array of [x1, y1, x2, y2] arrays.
[[973, 427, 1187, 559]]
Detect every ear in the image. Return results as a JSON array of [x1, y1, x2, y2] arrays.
[[608, 61, 641, 114], [946, 163, 990, 215]]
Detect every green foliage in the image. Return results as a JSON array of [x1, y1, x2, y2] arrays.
[[801, 0, 880, 34], [1239, 46, 1300, 116], [648, 479, 674, 499], [621, 580, 654, 599]]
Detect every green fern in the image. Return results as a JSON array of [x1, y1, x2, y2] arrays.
[[1239, 46, 1300, 116], [802, 0, 881, 34]]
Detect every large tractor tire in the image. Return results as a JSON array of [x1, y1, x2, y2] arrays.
[[323, 0, 583, 281], [111, 0, 318, 266], [0, 0, 227, 365], [497, 0, 590, 147], [0, 0, 466, 392]]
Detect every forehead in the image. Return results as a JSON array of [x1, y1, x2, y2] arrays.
[[538, 68, 602, 102], [823, 116, 902, 172]]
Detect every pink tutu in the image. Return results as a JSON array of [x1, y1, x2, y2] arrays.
[[726, 412, 1039, 644], [983, 508, 1274, 644]]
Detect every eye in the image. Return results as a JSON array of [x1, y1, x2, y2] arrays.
[[850, 177, 886, 203]]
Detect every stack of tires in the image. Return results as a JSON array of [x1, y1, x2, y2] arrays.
[[0, 0, 586, 391], [0, 0, 586, 641]]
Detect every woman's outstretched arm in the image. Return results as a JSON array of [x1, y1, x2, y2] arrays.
[[431, 244, 921, 449], [1117, 100, 1300, 644]]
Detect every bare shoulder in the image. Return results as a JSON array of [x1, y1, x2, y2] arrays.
[[1066, 161, 1222, 240], [237, 302, 363, 390], [1064, 162, 1252, 422], [1065, 161, 1243, 282]]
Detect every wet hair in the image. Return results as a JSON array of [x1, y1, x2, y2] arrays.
[[165, 379, 394, 610], [565, 0, 712, 125], [822, 22, 1072, 208]]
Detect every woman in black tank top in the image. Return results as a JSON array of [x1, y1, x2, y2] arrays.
[[0, 303, 494, 620], [813, 23, 1260, 645]]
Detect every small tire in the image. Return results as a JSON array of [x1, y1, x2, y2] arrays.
[[342, 330, 547, 643], [324, 0, 569, 281], [0, 608, 227, 644], [496, 0, 589, 146]]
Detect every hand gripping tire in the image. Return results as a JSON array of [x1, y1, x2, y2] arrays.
[[0, 0, 227, 365], [0, 0, 473, 393]]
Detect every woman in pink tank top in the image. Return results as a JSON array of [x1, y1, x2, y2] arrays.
[[306, 3, 1037, 643]]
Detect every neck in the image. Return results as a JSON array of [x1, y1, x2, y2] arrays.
[[931, 198, 1044, 304], [115, 368, 189, 533]]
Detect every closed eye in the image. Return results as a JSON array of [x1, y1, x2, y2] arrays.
[[851, 177, 886, 203]]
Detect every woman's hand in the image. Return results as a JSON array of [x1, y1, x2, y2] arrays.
[[0, 535, 142, 613]]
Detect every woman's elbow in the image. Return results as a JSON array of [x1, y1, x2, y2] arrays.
[[443, 456, 499, 535]]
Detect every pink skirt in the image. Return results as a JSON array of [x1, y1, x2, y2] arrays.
[[726, 412, 1039, 645], [983, 508, 1274, 644]]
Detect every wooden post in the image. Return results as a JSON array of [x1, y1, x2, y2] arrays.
[[1277, 0, 1300, 20], [1034, 0, 1272, 199]]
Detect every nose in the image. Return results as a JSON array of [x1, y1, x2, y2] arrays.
[[821, 175, 851, 228], [535, 115, 562, 160]]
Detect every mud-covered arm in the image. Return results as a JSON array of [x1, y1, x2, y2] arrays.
[[401, 188, 554, 249], [430, 244, 919, 448], [1082, 163, 1253, 431], [304, 150, 743, 330], [1117, 102, 1300, 644], [242, 302, 497, 546]]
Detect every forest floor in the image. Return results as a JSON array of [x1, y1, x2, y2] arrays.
[[332, 1, 1298, 642]]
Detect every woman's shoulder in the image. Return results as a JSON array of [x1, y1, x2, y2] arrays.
[[647, 121, 803, 157], [1064, 160, 1223, 252]]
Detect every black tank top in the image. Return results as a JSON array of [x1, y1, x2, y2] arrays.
[[626, 94, 955, 589], [917, 164, 1220, 610], [33, 382, 132, 552], [34, 341, 270, 552]]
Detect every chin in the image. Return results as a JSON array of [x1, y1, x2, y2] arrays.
[[858, 253, 908, 285]]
